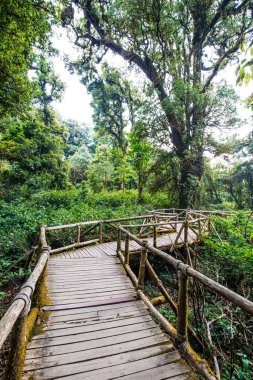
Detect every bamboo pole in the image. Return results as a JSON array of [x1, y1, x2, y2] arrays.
[[117, 227, 122, 253], [138, 241, 148, 289], [137, 290, 217, 380], [153, 225, 157, 248], [124, 234, 130, 265], [118, 226, 146, 247], [184, 217, 189, 244], [46, 220, 100, 231], [146, 260, 177, 313], [0, 247, 49, 349], [77, 224, 81, 243], [50, 239, 99, 254], [176, 272, 189, 344], [99, 222, 103, 243], [147, 244, 253, 316], [117, 250, 138, 286]]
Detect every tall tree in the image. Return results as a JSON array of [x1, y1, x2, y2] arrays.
[[65, 0, 252, 207], [32, 55, 65, 126], [88, 64, 130, 189], [0, 0, 57, 117]]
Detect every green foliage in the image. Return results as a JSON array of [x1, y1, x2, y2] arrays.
[[0, 188, 169, 288], [0, 114, 69, 198], [0, 0, 57, 116], [199, 214, 253, 291], [68, 0, 252, 206]]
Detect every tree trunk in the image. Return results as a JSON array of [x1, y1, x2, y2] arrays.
[[137, 175, 143, 204], [178, 153, 204, 208]]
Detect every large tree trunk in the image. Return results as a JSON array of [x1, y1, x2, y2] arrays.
[[178, 152, 204, 208]]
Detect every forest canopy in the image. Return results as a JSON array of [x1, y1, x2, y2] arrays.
[[0, 2, 253, 380]]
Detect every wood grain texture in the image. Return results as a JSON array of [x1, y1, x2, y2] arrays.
[[22, 236, 194, 379]]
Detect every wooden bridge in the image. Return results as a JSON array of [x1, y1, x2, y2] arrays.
[[0, 209, 252, 380]]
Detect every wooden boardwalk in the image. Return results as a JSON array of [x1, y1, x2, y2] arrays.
[[22, 236, 194, 379]]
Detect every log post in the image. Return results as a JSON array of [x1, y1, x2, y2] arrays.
[[77, 224, 81, 244], [124, 234, 130, 265], [138, 240, 148, 290], [117, 227, 121, 253], [184, 214, 189, 245], [176, 271, 189, 345], [146, 260, 177, 313], [198, 218, 201, 235], [207, 217, 211, 232], [99, 222, 103, 243], [153, 224, 157, 248]]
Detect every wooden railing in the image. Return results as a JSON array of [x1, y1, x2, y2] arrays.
[[0, 209, 245, 379], [0, 211, 210, 353], [116, 224, 253, 380]]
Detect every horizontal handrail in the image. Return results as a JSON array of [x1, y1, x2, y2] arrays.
[[118, 225, 253, 316], [46, 221, 100, 231], [119, 226, 146, 247], [117, 220, 253, 380], [148, 244, 253, 315], [0, 246, 50, 349], [121, 222, 178, 228]]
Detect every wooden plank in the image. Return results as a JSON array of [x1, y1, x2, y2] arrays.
[[48, 275, 128, 285], [47, 268, 124, 277], [28, 320, 157, 350], [47, 268, 123, 277], [48, 263, 121, 271], [21, 230, 197, 380], [23, 343, 173, 379], [49, 290, 135, 304], [48, 282, 133, 294], [46, 309, 149, 328], [42, 295, 136, 311], [36, 312, 152, 340], [24, 334, 169, 371], [164, 375, 191, 380], [49, 285, 134, 297], [118, 361, 189, 380], [59, 351, 181, 380], [47, 300, 147, 320], [42, 309, 149, 331], [50, 287, 135, 300], [47, 262, 120, 270]]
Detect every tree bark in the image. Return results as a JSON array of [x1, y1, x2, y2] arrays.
[[137, 175, 143, 204]]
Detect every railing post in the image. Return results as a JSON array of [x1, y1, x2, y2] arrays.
[[77, 224, 81, 244], [198, 218, 201, 235], [99, 222, 103, 243], [184, 214, 188, 244], [138, 240, 148, 290], [207, 217, 211, 232], [124, 234, 130, 265], [153, 224, 157, 248], [117, 226, 121, 253], [176, 271, 189, 345]]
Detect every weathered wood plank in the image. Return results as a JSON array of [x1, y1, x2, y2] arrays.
[[47, 300, 147, 321], [24, 334, 169, 371], [21, 227, 197, 379], [118, 361, 190, 380], [23, 343, 173, 379], [60, 351, 181, 380], [32, 314, 153, 340], [28, 320, 158, 351]]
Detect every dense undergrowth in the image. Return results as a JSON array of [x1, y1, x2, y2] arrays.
[[0, 190, 252, 379], [0, 189, 168, 296]]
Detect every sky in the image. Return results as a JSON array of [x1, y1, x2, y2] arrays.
[[51, 29, 252, 138]]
